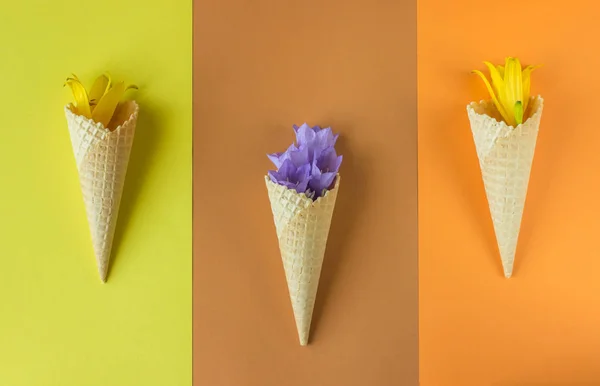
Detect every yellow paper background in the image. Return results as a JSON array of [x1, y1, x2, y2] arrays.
[[0, 1, 191, 385]]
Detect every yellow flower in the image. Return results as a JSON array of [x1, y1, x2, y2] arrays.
[[65, 73, 137, 129], [472, 57, 542, 127]]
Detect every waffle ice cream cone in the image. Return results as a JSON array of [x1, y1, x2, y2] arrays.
[[467, 96, 543, 278], [65, 101, 139, 282], [265, 175, 340, 345]]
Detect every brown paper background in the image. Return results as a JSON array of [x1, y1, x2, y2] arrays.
[[193, 0, 417, 384]]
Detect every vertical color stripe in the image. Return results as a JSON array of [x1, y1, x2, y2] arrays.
[[418, 1, 600, 385], [193, 0, 418, 384], [0, 0, 192, 384]]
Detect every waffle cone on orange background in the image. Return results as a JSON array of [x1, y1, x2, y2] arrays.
[[65, 101, 139, 282], [265, 175, 340, 345], [467, 96, 543, 278]]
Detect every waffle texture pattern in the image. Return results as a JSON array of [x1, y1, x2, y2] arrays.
[[467, 96, 543, 278], [65, 101, 139, 282], [265, 175, 340, 345]]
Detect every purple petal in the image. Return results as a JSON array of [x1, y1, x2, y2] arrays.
[[294, 124, 317, 148], [293, 164, 311, 192], [333, 155, 343, 173], [312, 145, 326, 164], [308, 169, 337, 198], [278, 180, 300, 192], [310, 161, 323, 178], [278, 159, 295, 177], [267, 144, 298, 168], [314, 146, 343, 173], [295, 179, 309, 193], [321, 172, 337, 189], [316, 127, 338, 149], [296, 164, 310, 193], [268, 170, 282, 184], [287, 145, 310, 167], [270, 159, 311, 194], [267, 152, 283, 168], [295, 163, 311, 180]]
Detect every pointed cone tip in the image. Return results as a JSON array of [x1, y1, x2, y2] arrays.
[[297, 327, 309, 346], [502, 258, 514, 279], [99, 268, 108, 283]]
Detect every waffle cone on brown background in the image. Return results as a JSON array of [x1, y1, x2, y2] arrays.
[[65, 101, 139, 282], [265, 175, 340, 345], [467, 96, 543, 278]]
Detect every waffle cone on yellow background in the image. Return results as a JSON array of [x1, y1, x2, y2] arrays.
[[265, 175, 340, 345], [65, 101, 139, 282], [467, 96, 543, 278]]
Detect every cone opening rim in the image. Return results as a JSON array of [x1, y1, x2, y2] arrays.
[[65, 100, 139, 135], [265, 174, 341, 206], [467, 95, 543, 131]]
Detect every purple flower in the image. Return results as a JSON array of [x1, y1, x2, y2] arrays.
[[267, 144, 296, 168], [293, 123, 339, 162], [314, 146, 343, 174], [307, 147, 342, 197], [267, 144, 309, 169], [267, 123, 342, 200], [308, 167, 337, 198], [268, 159, 311, 194]]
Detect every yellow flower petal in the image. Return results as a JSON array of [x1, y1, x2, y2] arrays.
[[496, 65, 505, 79], [65, 78, 91, 118], [483, 61, 508, 115], [522, 64, 542, 112], [472, 70, 512, 125], [89, 73, 112, 109], [92, 81, 126, 128], [503, 57, 523, 126]]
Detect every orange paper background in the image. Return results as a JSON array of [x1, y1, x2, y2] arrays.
[[193, 0, 418, 384], [418, 1, 600, 385]]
